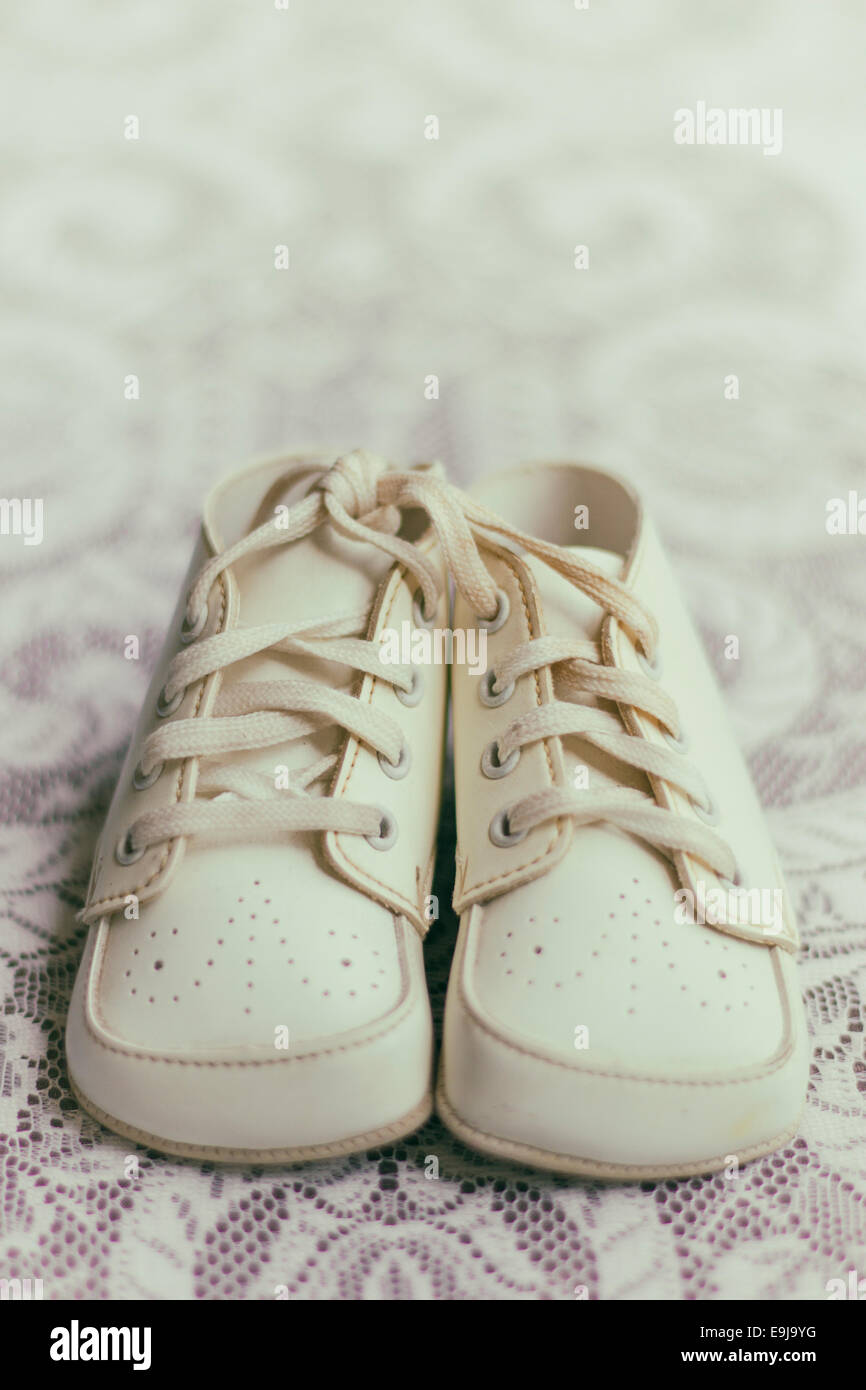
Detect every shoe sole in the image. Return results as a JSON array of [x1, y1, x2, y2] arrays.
[[70, 1073, 433, 1164], [435, 1073, 802, 1181]]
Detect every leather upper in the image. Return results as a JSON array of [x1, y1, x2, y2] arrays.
[[440, 460, 808, 1172], [452, 461, 799, 953], [67, 450, 445, 1156], [81, 449, 448, 940]]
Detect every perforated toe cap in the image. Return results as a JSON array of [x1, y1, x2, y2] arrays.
[[440, 832, 809, 1174], [68, 842, 433, 1157]]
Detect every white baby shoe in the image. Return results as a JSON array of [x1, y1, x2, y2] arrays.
[[437, 461, 809, 1178], [68, 448, 453, 1161]]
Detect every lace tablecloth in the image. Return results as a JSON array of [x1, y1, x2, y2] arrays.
[[1, 0, 864, 1299]]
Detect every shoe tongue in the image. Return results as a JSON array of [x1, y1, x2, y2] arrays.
[[522, 545, 652, 797], [214, 468, 398, 782], [228, 469, 395, 635]]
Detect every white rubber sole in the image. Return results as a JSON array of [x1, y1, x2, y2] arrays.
[[70, 1073, 432, 1165], [435, 1072, 802, 1181]]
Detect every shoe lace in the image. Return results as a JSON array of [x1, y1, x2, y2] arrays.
[[119, 451, 499, 859], [120, 454, 736, 883], [456, 496, 738, 882]]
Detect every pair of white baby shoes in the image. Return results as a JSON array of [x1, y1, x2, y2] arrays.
[[68, 449, 808, 1178]]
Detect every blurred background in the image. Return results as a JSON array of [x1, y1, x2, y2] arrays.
[[0, 0, 864, 1300]]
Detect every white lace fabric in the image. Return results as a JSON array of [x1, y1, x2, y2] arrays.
[[119, 451, 736, 886]]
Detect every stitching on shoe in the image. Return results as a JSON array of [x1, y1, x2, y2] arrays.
[[457, 550, 566, 896], [613, 533, 799, 953], [328, 543, 433, 921], [436, 1074, 802, 1177], [415, 852, 435, 939], [71, 1076, 432, 1162], [85, 569, 229, 912]]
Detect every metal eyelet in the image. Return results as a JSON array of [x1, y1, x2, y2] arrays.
[[637, 644, 662, 679], [412, 588, 437, 630], [690, 790, 720, 826], [475, 588, 510, 633], [115, 830, 145, 866], [395, 668, 424, 707], [479, 668, 515, 708], [365, 808, 398, 851], [378, 743, 411, 780], [663, 724, 689, 753], [180, 605, 207, 645], [156, 684, 185, 718], [132, 760, 164, 791], [481, 739, 520, 780], [488, 807, 528, 848]]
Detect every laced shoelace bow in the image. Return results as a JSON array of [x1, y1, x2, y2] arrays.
[[116, 453, 736, 884], [116, 451, 501, 863]]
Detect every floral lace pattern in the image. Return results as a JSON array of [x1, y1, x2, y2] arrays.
[[1, 0, 864, 1299]]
